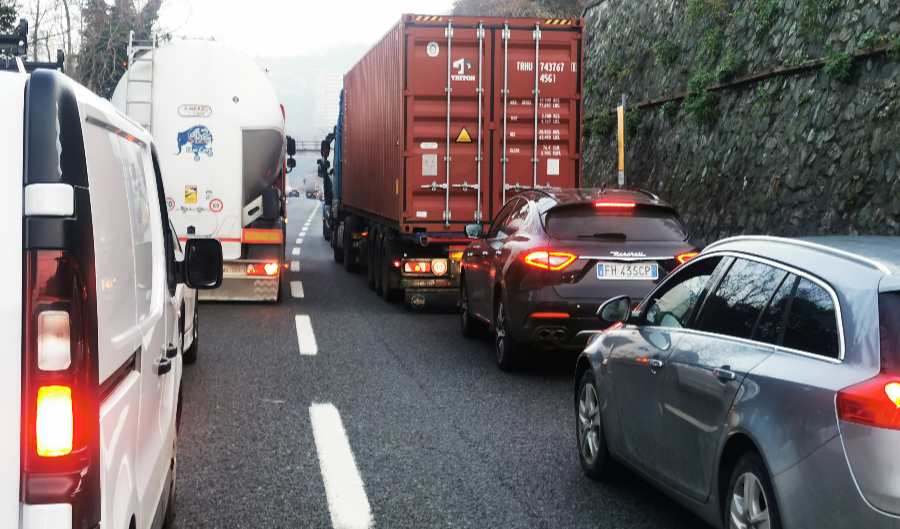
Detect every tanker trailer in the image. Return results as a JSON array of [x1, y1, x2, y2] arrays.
[[112, 35, 287, 301]]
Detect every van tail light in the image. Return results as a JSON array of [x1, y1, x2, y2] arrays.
[[837, 372, 900, 430], [22, 250, 100, 525], [524, 250, 577, 271], [676, 252, 699, 265]]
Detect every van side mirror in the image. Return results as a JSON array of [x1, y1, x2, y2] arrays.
[[183, 238, 223, 289], [465, 224, 483, 239], [598, 295, 631, 323]]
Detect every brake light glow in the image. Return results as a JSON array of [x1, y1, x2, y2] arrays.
[[676, 252, 699, 265], [594, 201, 635, 208], [837, 373, 900, 430], [449, 251, 464, 260], [524, 251, 577, 271], [393, 260, 401, 268], [247, 263, 279, 276], [531, 312, 570, 318], [405, 262, 431, 273], [36, 385, 73, 457]]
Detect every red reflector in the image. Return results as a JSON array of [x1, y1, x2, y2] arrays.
[[36, 386, 73, 457], [594, 201, 635, 208], [837, 373, 900, 430], [531, 312, 570, 318], [524, 251, 577, 271], [676, 252, 699, 265], [393, 260, 401, 268], [404, 262, 431, 273], [247, 263, 279, 276]]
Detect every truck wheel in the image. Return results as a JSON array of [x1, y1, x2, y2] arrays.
[[333, 225, 344, 263], [373, 231, 383, 293], [343, 219, 355, 272], [380, 236, 399, 303], [323, 217, 331, 241], [366, 229, 376, 290]]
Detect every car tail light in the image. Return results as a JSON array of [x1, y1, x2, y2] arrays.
[[594, 201, 635, 208], [524, 251, 577, 271], [247, 263, 279, 276], [837, 372, 900, 430], [22, 250, 100, 522], [531, 312, 570, 318], [676, 252, 699, 265], [404, 261, 431, 273]]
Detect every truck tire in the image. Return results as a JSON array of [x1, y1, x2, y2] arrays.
[[343, 217, 355, 272], [333, 224, 344, 263], [366, 227, 376, 290], [373, 230, 383, 293], [260, 188, 281, 220], [323, 216, 331, 241], [380, 234, 400, 303]]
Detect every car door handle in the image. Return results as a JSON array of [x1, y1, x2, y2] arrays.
[[482, 251, 490, 257], [466, 252, 474, 257], [164, 344, 178, 359], [648, 358, 665, 369], [155, 357, 172, 376], [713, 367, 736, 381]]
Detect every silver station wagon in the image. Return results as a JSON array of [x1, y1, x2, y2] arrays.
[[575, 236, 900, 529]]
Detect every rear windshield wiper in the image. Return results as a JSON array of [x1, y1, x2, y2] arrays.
[[577, 232, 627, 240]]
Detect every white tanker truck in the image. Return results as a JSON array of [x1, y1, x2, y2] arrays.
[[112, 35, 288, 301]]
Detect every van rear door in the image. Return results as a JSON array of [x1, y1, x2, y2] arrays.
[[0, 73, 27, 529]]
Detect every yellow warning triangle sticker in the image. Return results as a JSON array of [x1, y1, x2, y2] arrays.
[[455, 127, 473, 143]]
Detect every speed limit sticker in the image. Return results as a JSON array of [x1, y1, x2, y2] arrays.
[[165, 197, 175, 211], [209, 198, 224, 213]]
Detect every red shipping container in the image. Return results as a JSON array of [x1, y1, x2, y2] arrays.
[[341, 14, 583, 235]]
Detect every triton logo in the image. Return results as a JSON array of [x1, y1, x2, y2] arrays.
[[451, 58, 475, 81], [610, 251, 646, 257]]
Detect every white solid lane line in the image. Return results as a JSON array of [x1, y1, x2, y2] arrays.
[[291, 261, 300, 272], [295, 315, 318, 355], [309, 403, 374, 529], [291, 281, 304, 298], [292, 247, 301, 256]]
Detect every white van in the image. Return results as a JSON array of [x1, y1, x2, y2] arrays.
[[0, 69, 222, 529]]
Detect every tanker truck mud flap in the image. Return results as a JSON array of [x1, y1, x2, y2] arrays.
[[199, 260, 281, 301]]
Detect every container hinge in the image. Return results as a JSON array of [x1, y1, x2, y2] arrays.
[[501, 89, 509, 95], [445, 27, 454, 38], [533, 27, 541, 41], [452, 182, 479, 192], [475, 157, 483, 162], [502, 28, 510, 40], [476, 88, 484, 94], [532, 89, 541, 95], [443, 156, 452, 162], [501, 158, 509, 163], [532, 158, 539, 163], [445, 87, 453, 93], [421, 181, 448, 192], [474, 211, 483, 222], [476, 27, 485, 38], [504, 182, 524, 192]]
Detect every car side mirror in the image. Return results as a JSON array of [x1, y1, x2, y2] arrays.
[[182, 238, 223, 289], [597, 295, 631, 323], [465, 224, 483, 239]]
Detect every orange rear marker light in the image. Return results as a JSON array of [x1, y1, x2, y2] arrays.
[[36, 385, 73, 457], [594, 201, 635, 208]]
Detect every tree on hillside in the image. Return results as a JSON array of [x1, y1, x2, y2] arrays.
[[0, 0, 18, 33], [451, 0, 586, 18]]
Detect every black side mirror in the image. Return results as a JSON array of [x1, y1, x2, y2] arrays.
[[465, 224, 483, 239], [183, 238, 223, 289], [597, 295, 631, 323], [287, 157, 296, 169], [286, 136, 296, 156]]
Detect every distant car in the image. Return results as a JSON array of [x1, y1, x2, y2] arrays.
[[576, 235, 900, 529], [0, 69, 222, 529], [287, 189, 300, 198], [459, 188, 700, 370]]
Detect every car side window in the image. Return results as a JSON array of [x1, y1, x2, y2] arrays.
[[643, 256, 723, 329], [694, 259, 787, 340], [751, 274, 797, 345], [781, 278, 841, 359], [501, 200, 530, 236], [487, 199, 521, 239]]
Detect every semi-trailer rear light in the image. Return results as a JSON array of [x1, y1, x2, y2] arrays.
[[837, 372, 900, 430], [594, 201, 635, 208], [405, 262, 431, 273], [246, 263, 279, 276], [36, 385, 73, 457], [676, 252, 699, 265], [524, 251, 577, 271]]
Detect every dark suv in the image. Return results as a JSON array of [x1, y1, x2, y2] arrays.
[[459, 188, 701, 370]]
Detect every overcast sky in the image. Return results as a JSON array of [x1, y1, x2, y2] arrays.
[[158, 0, 456, 58]]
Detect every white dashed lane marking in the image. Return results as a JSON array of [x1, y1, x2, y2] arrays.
[[292, 247, 301, 256], [296, 238, 302, 244], [291, 261, 300, 272], [309, 403, 374, 529], [291, 281, 304, 298], [295, 315, 318, 355]]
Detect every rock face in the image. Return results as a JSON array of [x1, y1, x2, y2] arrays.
[[582, 0, 900, 244]]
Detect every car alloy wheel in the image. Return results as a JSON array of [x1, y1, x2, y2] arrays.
[[730, 472, 771, 529], [495, 301, 507, 363], [578, 383, 602, 465]]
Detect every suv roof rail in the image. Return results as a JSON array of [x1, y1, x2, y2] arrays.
[[634, 188, 660, 203]]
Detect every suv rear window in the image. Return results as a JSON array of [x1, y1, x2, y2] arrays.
[[544, 205, 688, 242]]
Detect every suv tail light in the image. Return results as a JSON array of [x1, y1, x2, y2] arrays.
[[22, 250, 100, 524], [524, 250, 577, 271], [837, 372, 900, 430]]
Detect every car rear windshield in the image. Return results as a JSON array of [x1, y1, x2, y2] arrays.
[[879, 292, 900, 373], [544, 205, 688, 242]]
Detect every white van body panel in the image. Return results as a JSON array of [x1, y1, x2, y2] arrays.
[[0, 72, 26, 529]]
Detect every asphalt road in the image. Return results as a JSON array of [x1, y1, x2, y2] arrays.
[[172, 197, 708, 529]]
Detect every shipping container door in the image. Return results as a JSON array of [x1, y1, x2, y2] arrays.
[[406, 22, 493, 229], [491, 22, 581, 211]]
